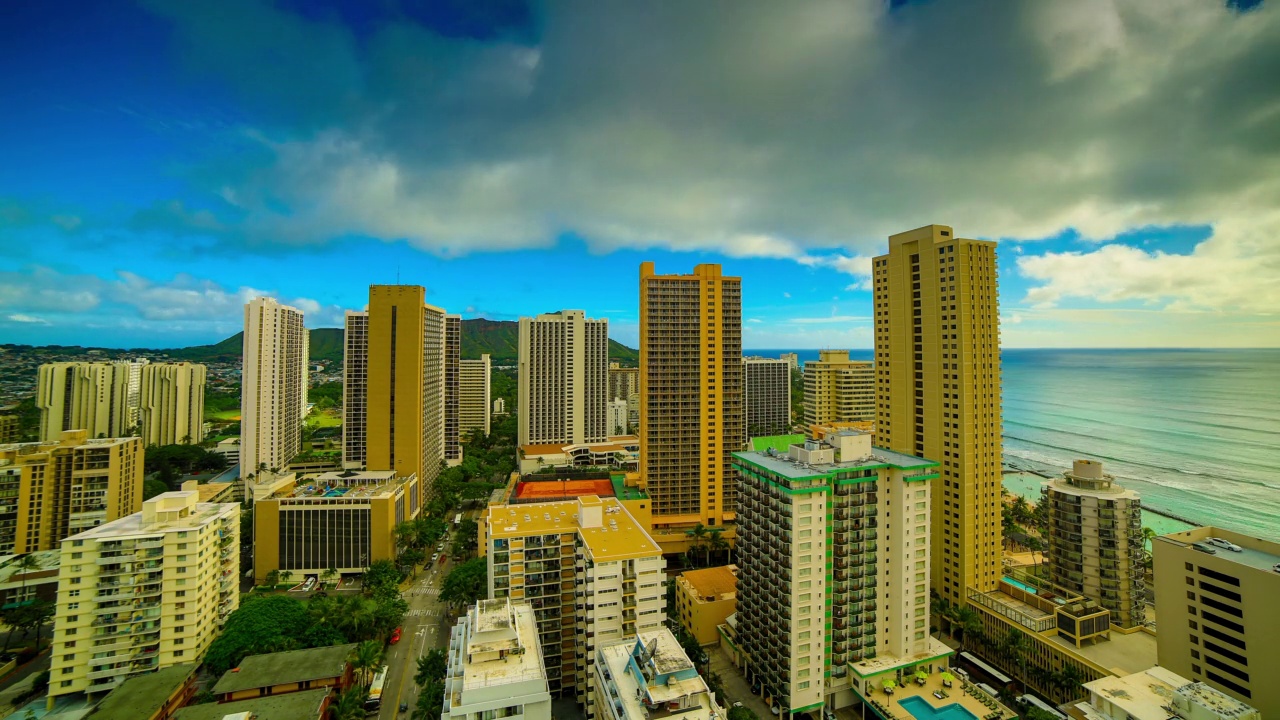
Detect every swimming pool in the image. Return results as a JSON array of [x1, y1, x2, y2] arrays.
[[1001, 576, 1037, 595], [898, 695, 980, 720]]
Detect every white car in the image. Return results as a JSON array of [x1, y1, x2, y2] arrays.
[[1207, 537, 1242, 552], [1272, 563, 1280, 573]]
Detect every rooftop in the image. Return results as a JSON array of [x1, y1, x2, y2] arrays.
[[1082, 666, 1259, 720], [88, 664, 196, 720], [1157, 526, 1280, 574], [0, 549, 61, 585], [597, 630, 721, 720], [69, 496, 236, 541], [1046, 626, 1156, 677], [610, 473, 648, 501], [458, 601, 548, 694], [520, 436, 640, 456], [750, 435, 805, 453], [212, 643, 356, 694], [487, 496, 660, 561], [679, 566, 738, 602], [195, 482, 234, 503], [733, 443, 936, 481], [173, 687, 330, 720], [282, 470, 404, 500]]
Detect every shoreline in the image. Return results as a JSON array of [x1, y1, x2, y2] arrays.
[[1001, 464, 1202, 529]]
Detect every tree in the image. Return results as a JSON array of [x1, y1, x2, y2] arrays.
[[322, 567, 339, 587], [204, 594, 311, 676], [708, 532, 729, 565], [279, 569, 294, 588], [729, 706, 761, 720], [687, 524, 708, 567], [414, 679, 446, 720], [350, 640, 383, 686], [8, 600, 54, 652], [1058, 663, 1086, 702], [439, 558, 487, 608], [263, 569, 280, 588], [1002, 628, 1030, 693], [362, 559, 403, 596], [143, 477, 171, 500], [331, 687, 369, 720], [953, 605, 982, 653], [416, 648, 448, 687], [399, 548, 426, 578], [1025, 708, 1059, 720]]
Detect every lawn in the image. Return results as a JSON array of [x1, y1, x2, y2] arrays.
[[306, 409, 342, 428], [208, 409, 242, 421]]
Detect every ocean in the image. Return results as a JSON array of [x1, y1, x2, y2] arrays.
[[747, 348, 1280, 541]]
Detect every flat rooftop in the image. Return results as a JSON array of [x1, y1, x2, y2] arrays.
[[1158, 526, 1280, 574], [680, 566, 737, 602], [0, 549, 61, 584], [1083, 665, 1258, 720], [487, 496, 660, 561], [597, 631, 718, 720], [89, 664, 196, 720], [732, 445, 936, 480], [461, 601, 547, 693], [173, 687, 330, 720], [71, 501, 233, 540], [520, 436, 639, 456], [212, 643, 356, 694], [285, 470, 403, 500], [1046, 627, 1157, 677], [196, 482, 233, 503]]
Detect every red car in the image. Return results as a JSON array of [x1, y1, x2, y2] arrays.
[[390, 627, 402, 644]]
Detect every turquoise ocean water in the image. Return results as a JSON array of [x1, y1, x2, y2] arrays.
[[748, 348, 1280, 541]]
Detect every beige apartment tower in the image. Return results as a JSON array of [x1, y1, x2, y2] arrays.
[[874, 224, 1001, 603], [639, 262, 744, 537], [459, 354, 492, 438], [1153, 527, 1280, 716], [802, 351, 874, 431], [444, 314, 462, 464], [744, 357, 791, 436], [517, 310, 609, 448], [138, 363, 207, 446], [1045, 460, 1145, 628], [608, 363, 639, 401], [241, 297, 308, 480], [48, 489, 239, 700], [0, 430, 143, 554], [36, 362, 135, 441], [342, 310, 368, 469]]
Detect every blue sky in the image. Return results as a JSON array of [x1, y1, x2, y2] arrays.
[[2, 0, 1278, 349]]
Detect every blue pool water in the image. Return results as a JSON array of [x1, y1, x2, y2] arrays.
[[898, 695, 980, 720], [1001, 576, 1037, 595]]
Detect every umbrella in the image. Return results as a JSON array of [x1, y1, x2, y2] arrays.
[[941, 672, 955, 684], [916, 670, 928, 681], [883, 679, 897, 691]]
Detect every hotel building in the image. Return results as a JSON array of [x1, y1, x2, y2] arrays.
[[873, 224, 1002, 604], [608, 363, 639, 402], [459, 354, 492, 439], [442, 600, 553, 720], [445, 314, 462, 465], [0, 430, 143, 554], [483, 495, 665, 716], [593, 629, 724, 720], [1044, 460, 1145, 628], [137, 362, 207, 447], [36, 362, 137, 441], [802, 351, 874, 431], [48, 489, 239, 700], [744, 357, 791, 437], [732, 431, 951, 717], [517, 310, 610, 448], [1154, 527, 1280, 716], [674, 565, 737, 646], [639, 262, 743, 546], [241, 297, 309, 480]]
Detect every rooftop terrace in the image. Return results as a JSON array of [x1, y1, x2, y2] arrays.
[[1158, 526, 1280, 574]]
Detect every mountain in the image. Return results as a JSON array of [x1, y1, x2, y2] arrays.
[[163, 328, 345, 364], [460, 318, 637, 364]]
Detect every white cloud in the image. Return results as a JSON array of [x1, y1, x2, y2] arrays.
[[6, 313, 49, 325]]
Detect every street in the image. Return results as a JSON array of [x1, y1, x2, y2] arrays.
[[380, 555, 458, 720]]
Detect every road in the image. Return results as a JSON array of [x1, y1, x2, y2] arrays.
[[379, 554, 459, 719]]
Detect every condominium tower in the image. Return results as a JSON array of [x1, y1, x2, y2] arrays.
[[444, 314, 462, 464], [36, 362, 136, 441], [1045, 460, 1145, 628], [342, 310, 368, 469], [241, 297, 308, 480], [594, 629, 724, 720], [517, 311, 609, 448], [138, 362, 207, 446], [744, 357, 791, 436], [459, 354, 492, 438], [48, 489, 239, 700], [0, 430, 143, 554], [733, 431, 949, 717], [608, 363, 639, 401], [639, 262, 743, 538], [873, 224, 1001, 603], [442, 600, 552, 720], [802, 351, 874, 430]]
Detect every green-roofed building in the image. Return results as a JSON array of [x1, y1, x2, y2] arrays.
[[88, 664, 196, 720], [749, 434, 805, 454], [212, 643, 356, 702], [173, 687, 332, 720]]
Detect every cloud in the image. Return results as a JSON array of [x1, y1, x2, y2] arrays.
[[6, 313, 50, 325]]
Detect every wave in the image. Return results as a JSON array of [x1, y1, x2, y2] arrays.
[[1003, 438, 1280, 492]]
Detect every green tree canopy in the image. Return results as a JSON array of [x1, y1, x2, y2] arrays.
[[204, 594, 311, 676], [439, 557, 487, 608]]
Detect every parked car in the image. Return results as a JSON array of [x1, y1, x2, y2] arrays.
[[432, 553, 440, 563], [302, 576, 316, 591], [390, 627, 402, 644], [400, 701, 409, 712], [1272, 563, 1280, 573], [1207, 537, 1242, 552], [1192, 542, 1217, 554]]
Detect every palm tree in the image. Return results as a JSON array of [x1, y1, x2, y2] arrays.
[[12, 555, 40, 603], [930, 592, 952, 636], [953, 605, 982, 653], [1058, 664, 1086, 703], [322, 567, 339, 587], [708, 532, 729, 565], [350, 640, 383, 686], [1002, 628, 1030, 693], [687, 524, 708, 566], [1141, 526, 1158, 569], [330, 687, 369, 720], [279, 569, 294, 588]]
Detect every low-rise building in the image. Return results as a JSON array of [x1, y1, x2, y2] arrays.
[[674, 566, 737, 647], [173, 687, 332, 720], [518, 437, 639, 475], [1077, 665, 1260, 720], [0, 549, 60, 607], [0, 414, 18, 444], [593, 629, 723, 720], [212, 438, 240, 466], [441, 600, 552, 720], [87, 664, 197, 720], [211, 643, 355, 702]]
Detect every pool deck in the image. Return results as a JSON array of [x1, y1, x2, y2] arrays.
[[864, 669, 1016, 720]]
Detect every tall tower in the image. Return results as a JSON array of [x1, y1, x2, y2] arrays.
[[743, 357, 791, 436], [639, 262, 743, 534], [36, 362, 134, 441], [137, 362, 207, 446], [342, 310, 369, 469], [873, 224, 1001, 602], [364, 286, 446, 501], [459, 354, 492, 438], [241, 297, 308, 480], [516, 310, 609, 448], [444, 314, 462, 465], [802, 350, 874, 431]]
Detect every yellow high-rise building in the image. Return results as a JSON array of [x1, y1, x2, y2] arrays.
[[802, 350, 874, 432], [639, 263, 743, 550], [873, 224, 1001, 603], [138, 362, 207, 446]]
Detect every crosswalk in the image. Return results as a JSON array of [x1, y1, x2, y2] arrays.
[[408, 586, 441, 597], [406, 608, 446, 617]]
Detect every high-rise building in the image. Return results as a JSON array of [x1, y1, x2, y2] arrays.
[[49, 488, 239, 700], [483, 495, 665, 712], [363, 286, 446, 502], [121, 358, 148, 430], [459, 354, 492, 439], [802, 351, 874, 431], [639, 262, 743, 542], [342, 310, 368, 469], [1081, 666, 1260, 720], [744, 357, 791, 436], [733, 431, 951, 717], [1154, 527, 1280, 716], [594, 628, 724, 720], [780, 352, 799, 372], [0, 413, 17, 443], [517, 310, 609, 448], [36, 362, 135, 441], [137, 362, 207, 446], [241, 297, 308, 481], [873, 224, 1001, 603], [443, 600, 552, 720], [0, 430, 143, 554], [445, 314, 462, 465], [608, 399, 628, 436], [608, 363, 639, 402], [1045, 460, 1145, 628]]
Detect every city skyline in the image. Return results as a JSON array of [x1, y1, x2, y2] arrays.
[[2, 2, 1278, 349]]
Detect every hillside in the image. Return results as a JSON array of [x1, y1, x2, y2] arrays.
[[165, 328, 345, 364], [460, 318, 637, 364]]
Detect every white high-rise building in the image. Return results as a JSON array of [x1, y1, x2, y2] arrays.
[[442, 600, 552, 720], [36, 362, 135, 441], [608, 398, 628, 436], [459, 354, 491, 438], [241, 297, 308, 481], [517, 311, 609, 448], [138, 362, 206, 446]]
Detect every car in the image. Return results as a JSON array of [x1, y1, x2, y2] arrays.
[[824, 710, 836, 720], [1192, 542, 1217, 554], [1207, 537, 1242, 552], [437, 543, 445, 552], [432, 553, 440, 563], [390, 627, 402, 644], [733, 702, 744, 709], [439, 553, 448, 564], [302, 576, 316, 591], [1272, 563, 1280, 573], [400, 702, 409, 712]]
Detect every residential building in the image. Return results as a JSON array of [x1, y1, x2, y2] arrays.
[[608, 399, 628, 436], [0, 549, 60, 607], [0, 431, 143, 554], [445, 314, 463, 465], [87, 664, 197, 720], [517, 310, 609, 448], [213, 438, 240, 466], [608, 363, 639, 402], [342, 310, 369, 469], [802, 351, 874, 431], [779, 353, 799, 372], [253, 469, 420, 583], [441, 600, 552, 720], [36, 362, 135, 441], [639, 262, 743, 549], [732, 431, 952, 717], [517, 438, 639, 475], [674, 565, 737, 646], [211, 643, 355, 702], [1078, 665, 1261, 720], [873, 224, 1002, 604], [1045, 460, 1145, 628], [48, 489, 240, 700], [459, 354, 492, 439], [744, 357, 791, 436], [593, 629, 724, 720], [494, 397, 507, 416], [241, 297, 308, 482], [138, 363, 207, 446], [0, 413, 21, 443], [173, 688, 332, 720], [1154, 526, 1280, 715], [483, 495, 666, 714]]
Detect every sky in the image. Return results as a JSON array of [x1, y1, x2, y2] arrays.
[[1, 0, 1278, 350]]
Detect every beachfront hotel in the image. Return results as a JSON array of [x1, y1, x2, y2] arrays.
[[442, 599, 553, 720], [518, 310, 611, 448], [593, 628, 724, 720], [873, 224, 1002, 604], [744, 357, 792, 436], [802, 350, 875, 432], [241, 297, 309, 481]]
